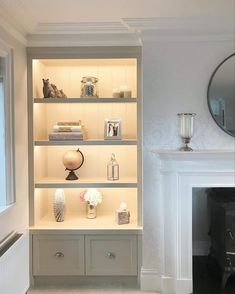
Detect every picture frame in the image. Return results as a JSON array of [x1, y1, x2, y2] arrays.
[[104, 119, 122, 140]]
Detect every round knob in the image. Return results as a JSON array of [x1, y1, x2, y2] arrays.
[[106, 252, 116, 259], [54, 252, 64, 258]]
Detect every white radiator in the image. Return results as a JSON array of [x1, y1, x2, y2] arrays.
[[0, 232, 29, 294]]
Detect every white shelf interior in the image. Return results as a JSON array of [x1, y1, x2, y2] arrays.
[[32, 58, 137, 98], [34, 145, 137, 182], [31, 56, 140, 230], [34, 188, 138, 229], [34, 102, 137, 141]]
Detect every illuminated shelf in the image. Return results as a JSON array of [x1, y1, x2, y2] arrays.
[[35, 177, 138, 189], [34, 139, 137, 146], [34, 98, 137, 103], [30, 214, 142, 232]]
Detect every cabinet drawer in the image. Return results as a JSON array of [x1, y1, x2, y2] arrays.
[[85, 235, 137, 275], [33, 235, 85, 275]]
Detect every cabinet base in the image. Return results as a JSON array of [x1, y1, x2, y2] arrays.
[[32, 275, 139, 288]]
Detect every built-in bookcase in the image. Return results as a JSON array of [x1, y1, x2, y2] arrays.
[[28, 48, 142, 280]]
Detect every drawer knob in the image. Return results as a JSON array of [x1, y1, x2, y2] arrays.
[[54, 252, 64, 258], [106, 252, 116, 259]]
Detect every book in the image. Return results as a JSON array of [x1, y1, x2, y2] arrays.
[[49, 132, 84, 140], [52, 125, 82, 132], [57, 121, 81, 126]]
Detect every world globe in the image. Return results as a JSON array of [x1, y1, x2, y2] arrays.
[[62, 149, 84, 180]]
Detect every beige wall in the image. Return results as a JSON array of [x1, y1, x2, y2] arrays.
[[0, 27, 28, 241]]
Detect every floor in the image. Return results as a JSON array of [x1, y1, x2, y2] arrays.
[[193, 256, 235, 294], [28, 279, 151, 294], [28, 286, 151, 294]]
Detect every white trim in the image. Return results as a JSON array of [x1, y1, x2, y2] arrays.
[[123, 17, 234, 34], [0, 12, 27, 45], [140, 267, 162, 292], [155, 151, 235, 294], [0, 40, 15, 208], [154, 150, 235, 161], [34, 22, 129, 34], [0, 203, 14, 216], [27, 33, 141, 47]]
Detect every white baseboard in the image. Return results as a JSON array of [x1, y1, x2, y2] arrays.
[[140, 270, 193, 294], [140, 267, 162, 292]]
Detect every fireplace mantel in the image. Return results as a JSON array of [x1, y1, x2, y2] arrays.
[[153, 150, 235, 294], [155, 150, 235, 161]]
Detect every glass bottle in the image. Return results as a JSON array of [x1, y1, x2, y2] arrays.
[[107, 153, 119, 181]]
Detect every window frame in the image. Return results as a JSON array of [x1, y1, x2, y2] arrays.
[[0, 40, 15, 211]]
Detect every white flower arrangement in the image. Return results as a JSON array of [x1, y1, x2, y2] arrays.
[[80, 188, 102, 207]]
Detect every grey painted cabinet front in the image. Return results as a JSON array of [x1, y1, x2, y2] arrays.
[[33, 235, 85, 275], [33, 234, 137, 276], [85, 235, 138, 276]]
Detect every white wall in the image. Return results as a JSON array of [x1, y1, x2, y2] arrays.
[[141, 35, 235, 290], [0, 27, 28, 241]]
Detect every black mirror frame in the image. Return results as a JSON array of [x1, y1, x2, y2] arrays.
[[207, 53, 235, 137]]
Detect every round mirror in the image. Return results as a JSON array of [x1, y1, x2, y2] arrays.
[[207, 53, 235, 137]]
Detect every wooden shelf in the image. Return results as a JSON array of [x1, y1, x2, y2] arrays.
[[35, 177, 138, 189], [34, 139, 137, 146], [34, 98, 137, 103], [30, 213, 142, 232]]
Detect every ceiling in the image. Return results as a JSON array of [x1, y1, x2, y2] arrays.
[[0, 0, 234, 45]]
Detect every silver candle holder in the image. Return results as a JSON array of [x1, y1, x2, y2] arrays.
[[177, 113, 196, 151]]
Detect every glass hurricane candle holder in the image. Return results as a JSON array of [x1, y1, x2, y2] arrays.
[[177, 113, 196, 151], [107, 153, 119, 181]]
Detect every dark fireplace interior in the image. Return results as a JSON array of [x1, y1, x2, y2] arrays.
[[193, 187, 235, 294]]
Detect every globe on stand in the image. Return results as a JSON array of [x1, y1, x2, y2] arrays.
[[62, 149, 84, 180]]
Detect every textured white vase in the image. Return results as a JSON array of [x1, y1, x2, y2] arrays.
[[53, 189, 66, 222]]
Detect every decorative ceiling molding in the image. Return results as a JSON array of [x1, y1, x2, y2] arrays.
[[33, 22, 130, 34], [0, 4, 234, 47], [123, 17, 235, 35], [27, 32, 142, 47], [0, 12, 27, 45], [0, 0, 36, 33]]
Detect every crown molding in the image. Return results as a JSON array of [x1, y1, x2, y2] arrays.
[[123, 17, 235, 35], [140, 31, 235, 43], [27, 32, 142, 47], [33, 22, 131, 35], [0, 0, 36, 33], [0, 12, 27, 45]]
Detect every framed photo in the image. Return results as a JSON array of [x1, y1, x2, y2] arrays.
[[104, 119, 122, 140]]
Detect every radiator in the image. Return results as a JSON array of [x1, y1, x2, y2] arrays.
[[0, 231, 29, 294]]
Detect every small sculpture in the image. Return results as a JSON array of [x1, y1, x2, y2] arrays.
[[42, 78, 67, 98]]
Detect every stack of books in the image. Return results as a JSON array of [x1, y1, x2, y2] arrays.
[[49, 121, 86, 140]]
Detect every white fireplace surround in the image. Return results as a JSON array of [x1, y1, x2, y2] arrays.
[[143, 150, 235, 294]]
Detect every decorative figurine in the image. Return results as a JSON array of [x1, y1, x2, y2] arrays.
[[42, 78, 67, 98], [62, 149, 84, 180]]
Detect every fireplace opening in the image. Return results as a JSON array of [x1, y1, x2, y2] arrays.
[[193, 187, 235, 294]]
